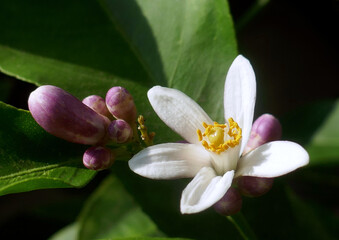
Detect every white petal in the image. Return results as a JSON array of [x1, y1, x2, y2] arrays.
[[180, 167, 234, 214], [209, 146, 240, 175], [224, 55, 256, 155], [128, 143, 212, 179], [235, 141, 309, 178], [148, 86, 213, 145]]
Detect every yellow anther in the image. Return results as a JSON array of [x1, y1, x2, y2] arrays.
[[222, 143, 229, 150], [202, 140, 209, 148], [196, 118, 242, 154], [197, 129, 203, 141]]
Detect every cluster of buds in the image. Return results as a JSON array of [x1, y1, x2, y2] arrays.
[[214, 114, 282, 216], [28, 85, 139, 171]]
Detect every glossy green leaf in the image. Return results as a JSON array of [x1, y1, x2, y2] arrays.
[[100, 0, 237, 122], [77, 175, 163, 240], [0, 0, 237, 130], [0, 0, 237, 195], [0, 102, 96, 196]]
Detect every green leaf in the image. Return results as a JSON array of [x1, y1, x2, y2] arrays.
[[105, 238, 192, 240], [0, 0, 237, 195], [101, 238, 191, 240], [286, 187, 339, 240], [49, 223, 191, 240], [0, 102, 96, 196], [281, 100, 339, 166], [0, 0, 237, 137], [113, 162, 243, 240], [240, 176, 339, 240], [100, 0, 237, 122], [77, 174, 163, 240], [306, 100, 339, 165], [49, 223, 79, 240]]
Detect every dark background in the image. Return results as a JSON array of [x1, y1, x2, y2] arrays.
[[0, 0, 338, 238]]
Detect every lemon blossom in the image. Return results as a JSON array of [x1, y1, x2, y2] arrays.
[[128, 55, 309, 214]]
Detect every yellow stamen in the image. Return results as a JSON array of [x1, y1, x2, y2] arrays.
[[197, 129, 203, 141], [197, 118, 242, 154]]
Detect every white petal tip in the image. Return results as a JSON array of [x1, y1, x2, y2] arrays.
[[147, 85, 162, 97], [236, 141, 310, 178], [180, 169, 234, 214]]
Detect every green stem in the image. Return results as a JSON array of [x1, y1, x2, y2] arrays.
[[226, 212, 257, 240]]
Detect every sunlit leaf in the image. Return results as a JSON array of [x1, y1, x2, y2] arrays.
[[0, 0, 237, 195]]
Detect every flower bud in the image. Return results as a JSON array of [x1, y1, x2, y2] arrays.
[[82, 95, 111, 118], [108, 119, 133, 143], [105, 87, 137, 124], [243, 114, 282, 155], [213, 187, 242, 216], [238, 114, 280, 198], [83, 146, 114, 171], [236, 176, 274, 197], [28, 85, 110, 145]]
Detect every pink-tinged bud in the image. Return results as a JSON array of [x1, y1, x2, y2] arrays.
[[108, 119, 133, 143], [83, 146, 114, 171], [105, 87, 137, 124], [243, 114, 282, 154], [213, 187, 242, 216], [82, 95, 111, 118], [28, 85, 110, 145], [238, 114, 279, 198], [236, 176, 274, 197]]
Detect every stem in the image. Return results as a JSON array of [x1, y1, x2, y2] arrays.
[[226, 212, 257, 240]]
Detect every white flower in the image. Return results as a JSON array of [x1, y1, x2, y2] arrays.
[[128, 55, 309, 214]]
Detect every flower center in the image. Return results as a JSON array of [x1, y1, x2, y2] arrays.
[[197, 118, 242, 154]]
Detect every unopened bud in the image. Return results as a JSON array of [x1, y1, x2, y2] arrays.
[[82, 95, 111, 118], [105, 87, 137, 124], [108, 119, 133, 143], [238, 114, 279, 197], [83, 146, 114, 171], [28, 85, 110, 145], [214, 187, 242, 216], [236, 176, 273, 197], [243, 114, 282, 154]]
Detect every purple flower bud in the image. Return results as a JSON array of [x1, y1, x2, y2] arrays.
[[243, 114, 282, 154], [214, 187, 242, 216], [236, 176, 274, 197], [28, 85, 110, 145], [82, 95, 111, 118], [105, 87, 137, 124], [238, 114, 279, 198], [83, 146, 114, 171], [108, 119, 133, 143]]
